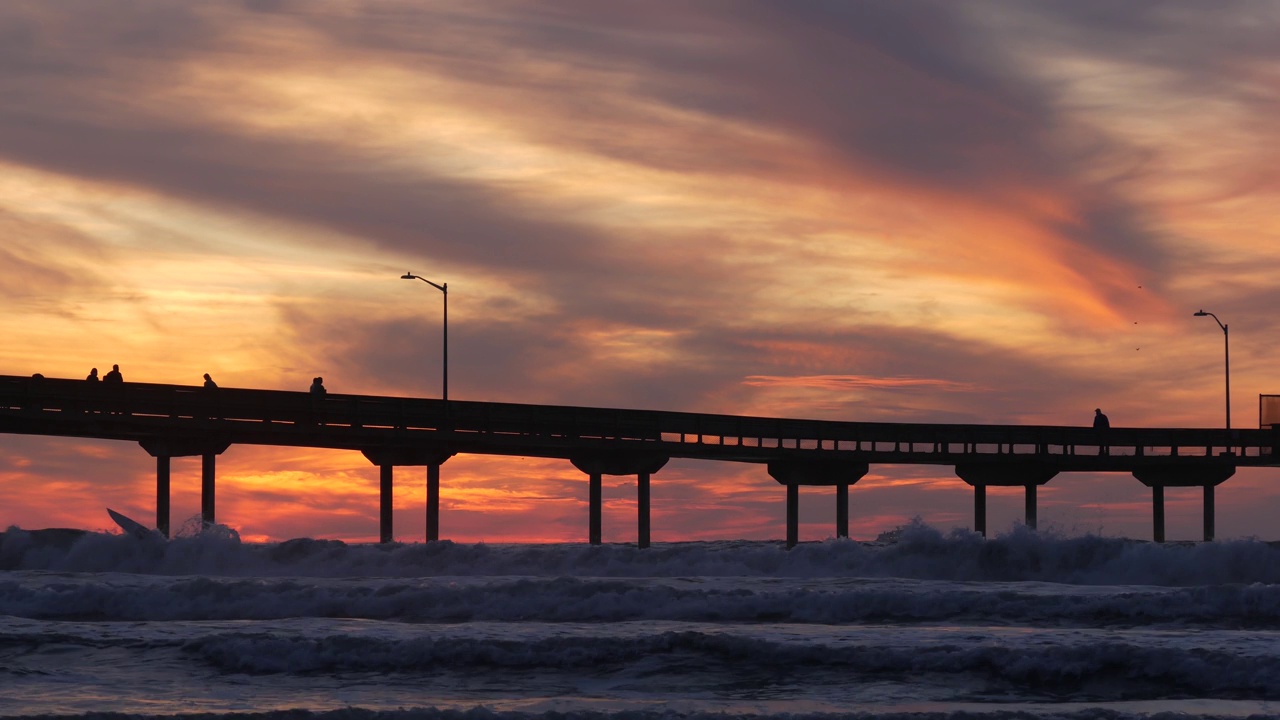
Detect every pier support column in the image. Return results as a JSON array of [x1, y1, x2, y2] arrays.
[[570, 452, 669, 547], [1024, 484, 1037, 531], [956, 462, 1059, 538], [974, 484, 987, 537], [362, 447, 456, 543], [1204, 484, 1215, 542], [380, 465, 394, 543], [201, 453, 216, 526], [786, 484, 799, 549], [768, 459, 870, 548], [156, 456, 171, 539], [1151, 485, 1166, 543], [427, 463, 441, 542], [139, 438, 230, 534], [1134, 465, 1234, 543], [638, 471, 651, 549], [589, 472, 602, 545], [138, 435, 231, 530], [836, 483, 849, 539]]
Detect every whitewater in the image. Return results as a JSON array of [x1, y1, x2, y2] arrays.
[[4, 520, 1280, 720]]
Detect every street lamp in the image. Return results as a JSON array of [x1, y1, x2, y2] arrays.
[[1193, 310, 1229, 431], [402, 272, 448, 401]]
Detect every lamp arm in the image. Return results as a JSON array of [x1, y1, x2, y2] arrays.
[[404, 273, 447, 293]]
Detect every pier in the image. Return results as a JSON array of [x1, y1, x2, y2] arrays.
[[2, 375, 1276, 545]]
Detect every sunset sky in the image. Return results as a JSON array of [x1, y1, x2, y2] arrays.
[[2, 1, 1278, 543]]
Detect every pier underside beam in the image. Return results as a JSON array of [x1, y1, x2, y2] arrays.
[[768, 459, 870, 548], [955, 463, 1059, 537], [571, 451, 670, 547], [1133, 465, 1234, 542]]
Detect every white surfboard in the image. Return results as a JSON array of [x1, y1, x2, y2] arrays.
[[107, 508, 161, 540]]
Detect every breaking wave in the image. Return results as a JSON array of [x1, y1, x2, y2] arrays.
[[4, 519, 1280, 586]]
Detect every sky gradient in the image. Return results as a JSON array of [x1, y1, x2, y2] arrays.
[[2, 1, 1278, 543]]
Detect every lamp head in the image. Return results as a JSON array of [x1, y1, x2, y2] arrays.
[[401, 272, 416, 280], [1194, 310, 1207, 316]]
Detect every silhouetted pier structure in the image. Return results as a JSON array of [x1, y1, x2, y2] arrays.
[[2, 375, 1276, 545]]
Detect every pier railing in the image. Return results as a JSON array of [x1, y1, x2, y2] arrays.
[[2, 375, 1274, 469]]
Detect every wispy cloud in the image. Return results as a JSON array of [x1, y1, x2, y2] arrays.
[[743, 375, 987, 392]]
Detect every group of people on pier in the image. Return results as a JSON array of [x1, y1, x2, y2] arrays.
[[81, 366, 329, 397], [83, 363, 200, 386], [85, 365, 124, 383]]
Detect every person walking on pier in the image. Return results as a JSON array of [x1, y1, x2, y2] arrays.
[[203, 373, 218, 389], [310, 377, 326, 398], [103, 364, 123, 383], [1094, 408, 1110, 455], [86, 368, 99, 382]]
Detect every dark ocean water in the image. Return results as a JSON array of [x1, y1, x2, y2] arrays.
[[3, 519, 1280, 720]]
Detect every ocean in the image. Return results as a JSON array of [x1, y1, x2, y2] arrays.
[[3, 519, 1280, 720]]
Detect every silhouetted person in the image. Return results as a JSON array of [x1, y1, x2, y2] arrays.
[[1094, 408, 1110, 456], [103, 364, 123, 383], [86, 368, 99, 382], [199, 373, 221, 420], [26, 374, 45, 411], [309, 377, 327, 424]]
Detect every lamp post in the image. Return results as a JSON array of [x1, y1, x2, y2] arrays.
[[1193, 310, 1229, 431], [402, 273, 448, 401]]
